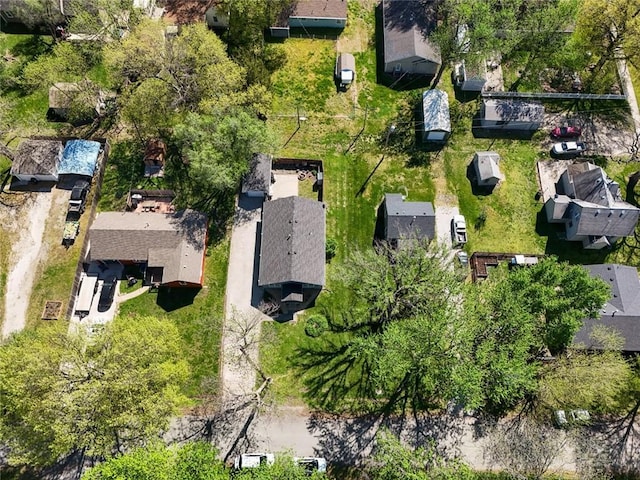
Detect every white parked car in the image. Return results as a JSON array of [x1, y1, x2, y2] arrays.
[[551, 141, 586, 156], [294, 456, 327, 473], [233, 452, 275, 470]]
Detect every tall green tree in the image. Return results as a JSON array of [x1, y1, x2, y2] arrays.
[[0, 317, 189, 467], [366, 429, 474, 480], [82, 442, 228, 480], [171, 110, 276, 207]]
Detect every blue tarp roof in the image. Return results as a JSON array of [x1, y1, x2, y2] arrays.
[[58, 140, 101, 177]]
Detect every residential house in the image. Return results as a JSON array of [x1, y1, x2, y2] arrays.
[[242, 153, 272, 198], [478, 99, 544, 132], [270, 0, 348, 38], [544, 162, 640, 249], [205, 2, 229, 29], [258, 196, 326, 313], [58, 139, 102, 179], [473, 151, 504, 187], [10, 139, 64, 183], [88, 209, 207, 287], [381, 193, 435, 246], [422, 89, 450, 143], [382, 0, 440, 76], [574, 264, 640, 353]]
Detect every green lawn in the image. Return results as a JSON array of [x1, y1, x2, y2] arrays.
[[118, 238, 229, 399]]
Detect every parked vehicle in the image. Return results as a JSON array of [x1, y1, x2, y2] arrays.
[[62, 216, 80, 246], [233, 453, 275, 470], [456, 250, 469, 267], [551, 141, 586, 157], [97, 276, 117, 312], [68, 180, 90, 214], [451, 215, 468, 245], [335, 53, 355, 88], [554, 409, 591, 428], [294, 457, 327, 474], [551, 126, 582, 139]]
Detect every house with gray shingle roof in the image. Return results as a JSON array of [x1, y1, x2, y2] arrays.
[[574, 264, 640, 353], [422, 89, 450, 143], [382, 0, 440, 76], [473, 151, 503, 187], [382, 193, 435, 247], [88, 209, 207, 287], [544, 162, 640, 249], [258, 196, 326, 313]]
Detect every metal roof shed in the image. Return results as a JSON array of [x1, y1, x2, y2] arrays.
[[422, 89, 451, 143]]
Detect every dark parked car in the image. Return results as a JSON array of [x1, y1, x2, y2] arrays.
[[551, 126, 582, 139], [97, 276, 117, 312], [68, 180, 91, 214]]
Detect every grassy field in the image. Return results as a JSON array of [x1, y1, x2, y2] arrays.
[[261, 5, 640, 410]]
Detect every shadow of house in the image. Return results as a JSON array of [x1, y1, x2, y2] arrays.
[[270, 0, 348, 38], [88, 209, 207, 288], [544, 162, 640, 249], [381, 0, 440, 85], [10, 139, 63, 183], [470, 151, 503, 194], [574, 264, 640, 354], [473, 99, 544, 139], [379, 193, 435, 248], [258, 196, 326, 314], [421, 89, 450, 145], [242, 153, 272, 200]]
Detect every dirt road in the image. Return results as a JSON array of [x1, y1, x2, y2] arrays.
[[2, 192, 52, 339]]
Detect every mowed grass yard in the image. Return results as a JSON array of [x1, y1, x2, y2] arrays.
[[260, 7, 640, 409]]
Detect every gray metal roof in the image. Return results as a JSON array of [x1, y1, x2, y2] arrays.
[[382, 0, 441, 66], [89, 210, 207, 285], [482, 99, 545, 123], [384, 193, 435, 241], [11, 139, 63, 177], [474, 151, 502, 181], [242, 153, 272, 194], [574, 264, 640, 352], [258, 196, 326, 288], [422, 89, 450, 133]]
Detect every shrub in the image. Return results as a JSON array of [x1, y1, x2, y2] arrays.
[[305, 314, 328, 338], [326, 237, 338, 260]]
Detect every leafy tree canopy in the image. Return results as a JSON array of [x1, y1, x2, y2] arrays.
[[0, 317, 189, 467]]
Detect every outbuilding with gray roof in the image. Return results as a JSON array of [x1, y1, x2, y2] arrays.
[[382, 193, 435, 247]]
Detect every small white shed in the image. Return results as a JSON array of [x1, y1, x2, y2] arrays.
[[473, 151, 504, 186]]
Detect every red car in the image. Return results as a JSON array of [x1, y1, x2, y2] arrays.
[[551, 126, 582, 139]]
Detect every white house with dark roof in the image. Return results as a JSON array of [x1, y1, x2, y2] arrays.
[[544, 162, 640, 249], [88, 209, 207, 288], [10, 139, 63, 183], [382, 0, 440, 76], [574, 264, 640, 353], [258, 196, 326, 313], [422, 89, 450, 143], [473, 151, 503, 187], [382, 193, 435, 247]]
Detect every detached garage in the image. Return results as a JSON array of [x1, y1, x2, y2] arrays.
[[10, 139, 63, 183]]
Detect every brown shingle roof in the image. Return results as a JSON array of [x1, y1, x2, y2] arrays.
[[89, 210, 207, 285], [291, 0, 347, 19]]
